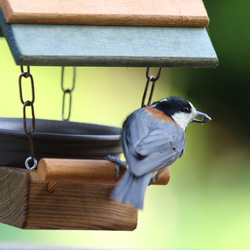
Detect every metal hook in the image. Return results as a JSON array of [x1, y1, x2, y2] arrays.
[[146, 67, 162, 81], [141, 67, 162, 108]]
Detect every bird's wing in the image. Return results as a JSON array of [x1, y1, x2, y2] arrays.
[[131, 120, 186, 177], [135, 117, 186, 153], [122, 109, 152, 164], [134, 123, 178, 156], [132, 150, 178, 177]]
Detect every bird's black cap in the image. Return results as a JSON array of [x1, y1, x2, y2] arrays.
[[151, 96, 192, 117]]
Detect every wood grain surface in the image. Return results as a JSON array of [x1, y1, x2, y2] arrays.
[[27, 176, 138, 230], [0, 166, 138, 230], [0, 0, 209, 27], [0, 167, 29, 228]]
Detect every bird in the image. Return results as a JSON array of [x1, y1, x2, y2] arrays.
[[110, 96, 211, 209]]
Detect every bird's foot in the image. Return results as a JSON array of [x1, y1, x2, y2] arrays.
[[104, 155, 128, 181]]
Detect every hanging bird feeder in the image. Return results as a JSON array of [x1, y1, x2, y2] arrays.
[[0, 0, 218, 230]]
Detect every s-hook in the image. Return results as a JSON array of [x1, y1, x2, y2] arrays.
[[141, 67, 162, 108]]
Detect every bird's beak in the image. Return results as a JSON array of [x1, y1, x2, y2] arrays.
[[192, 111, 211, 123]]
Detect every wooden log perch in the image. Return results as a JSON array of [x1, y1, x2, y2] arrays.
[[37, 158, 170, 186]]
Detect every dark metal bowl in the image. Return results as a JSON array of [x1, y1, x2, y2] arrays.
[[0, 118, 122, 168]]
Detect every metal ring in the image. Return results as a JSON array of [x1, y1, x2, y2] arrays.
[[25, 156, 38, 171], [61, 66, 76, 92], [147, 80, 156, 106], [141, 76, 154, 107], [62, 91, 72, 121], [146, 67, 162, 81], [23, 102, 36, 134], [61, 67, 76, 121], [19, 72, 35, 104], [20, 65, 30, 77]]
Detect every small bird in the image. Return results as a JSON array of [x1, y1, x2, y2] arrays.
[[111, 96, 211, 209]]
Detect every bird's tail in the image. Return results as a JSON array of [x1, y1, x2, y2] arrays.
[[110, 170, 151, 209]]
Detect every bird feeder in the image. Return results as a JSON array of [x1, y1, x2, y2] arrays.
[[0, 0, 218, 230]]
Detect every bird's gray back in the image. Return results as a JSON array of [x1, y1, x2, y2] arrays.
[[122, 108, 186, 176]]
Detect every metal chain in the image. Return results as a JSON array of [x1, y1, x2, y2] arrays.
[[19, 66, 37, 170], [61, 66, 76, 121], [141, 67, 162, 107]]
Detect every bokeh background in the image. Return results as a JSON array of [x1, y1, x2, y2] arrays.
[[0, 0, 249, 249]]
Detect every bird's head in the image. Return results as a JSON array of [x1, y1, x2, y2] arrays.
[[151, 96, 211, 130]]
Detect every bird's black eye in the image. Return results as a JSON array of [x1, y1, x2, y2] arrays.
[[183, 106, 191, 113]]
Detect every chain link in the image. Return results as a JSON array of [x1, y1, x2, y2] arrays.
[[61, 66, 76, 121], [19, 66, 37, 171], [141, 67, 162, 107]]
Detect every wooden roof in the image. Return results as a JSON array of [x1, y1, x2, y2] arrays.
[[0, 0, 218, 67]]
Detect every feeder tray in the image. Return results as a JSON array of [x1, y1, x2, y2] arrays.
[[0, 0, 218, 231], [0, 118, 122, 167]]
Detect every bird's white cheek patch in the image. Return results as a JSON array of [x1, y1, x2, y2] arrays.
[[172, 112, 191, 130]]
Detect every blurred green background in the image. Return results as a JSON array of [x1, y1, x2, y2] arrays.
[[0, 0, 249, 249]]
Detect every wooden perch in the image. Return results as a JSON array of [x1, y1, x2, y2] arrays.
[[37, 158, 170, 186]]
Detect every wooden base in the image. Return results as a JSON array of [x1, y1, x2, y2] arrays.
[[0, 166, 138, 230]]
